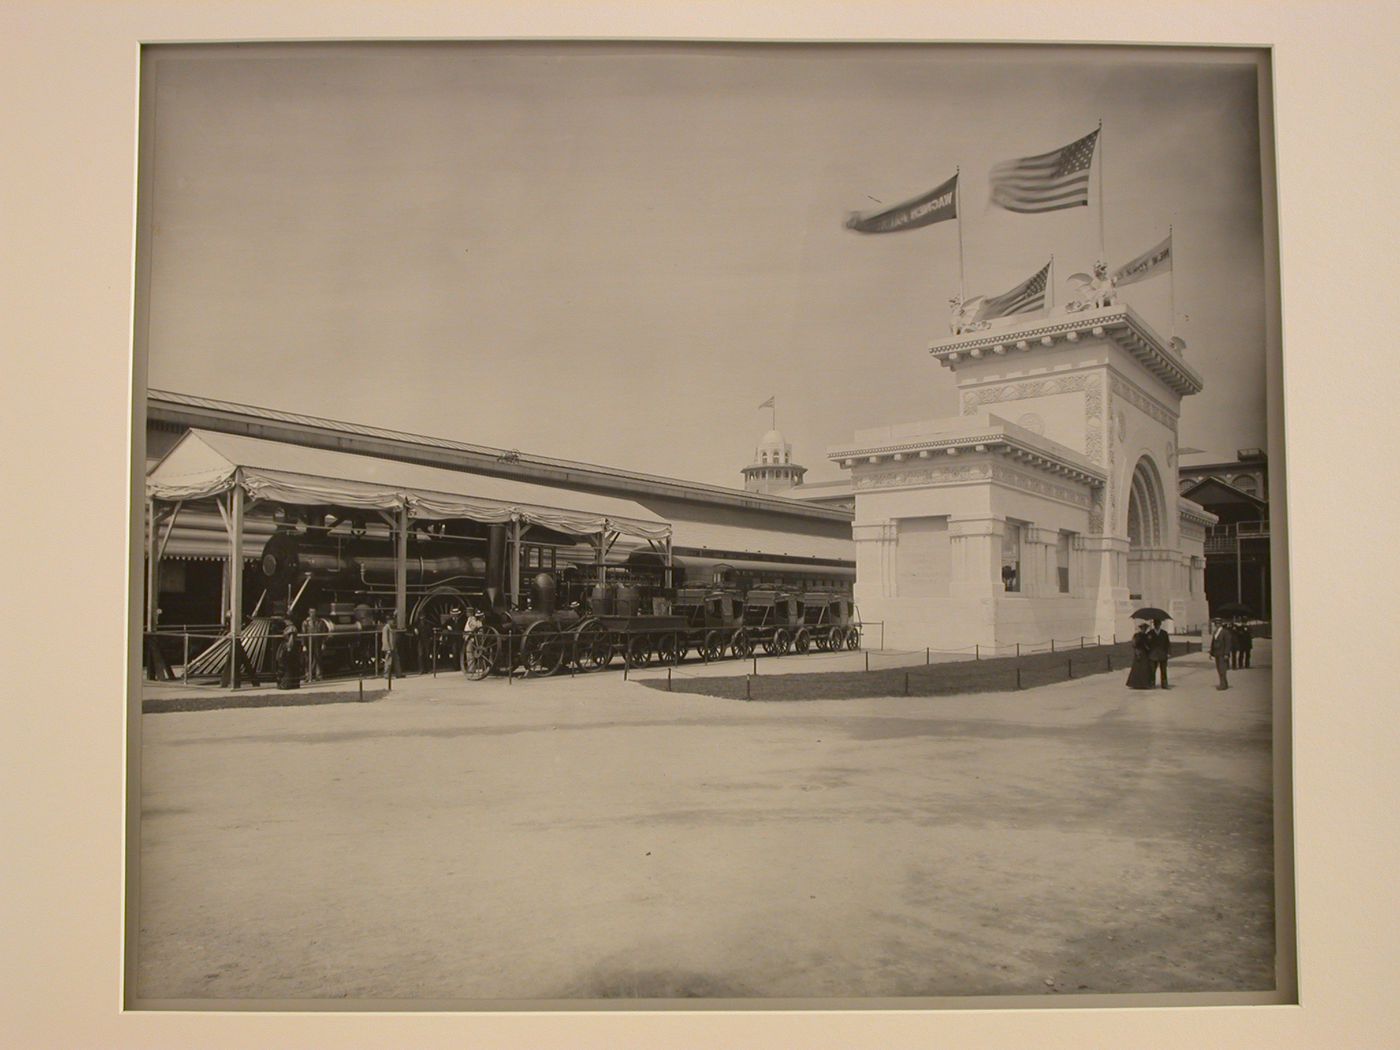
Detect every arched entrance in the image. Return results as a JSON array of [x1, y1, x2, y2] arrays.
[[1125, 456, 1167, 599]]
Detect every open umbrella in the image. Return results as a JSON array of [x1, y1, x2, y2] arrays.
[[1216, 602, 1253, 618], [1131, 607, 1171, 622]]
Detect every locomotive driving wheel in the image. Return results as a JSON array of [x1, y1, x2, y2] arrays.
[[793, 628, 811, 655], [700, 630, 726, 662], [845, 625, 862, 651], [571, 618, 611, 672], [625, 634, 652, 669], [521, 621, 565, 677], [461, 625, 500, 681], [730, 629, 754, 659]]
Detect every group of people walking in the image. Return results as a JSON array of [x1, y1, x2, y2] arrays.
[[1127, 614, 1255, 693]]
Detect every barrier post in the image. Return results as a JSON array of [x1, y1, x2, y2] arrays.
[[1106, 653, 1112, 671], [1050, 638, 1055, 653], [432, 631, 438, 678], [358, 676, 363, 703], [925, 647, 930, 666], [1097, 634, 1101, 646], [752, 655, 757, 677], [182, 629, 190, 684], [1016, 642, 1021, 658], [667, 667, 672, 692], [1067, 658, 1073, 679], [975, 644, 979, 661], [1080, 636, 1085, 650], [903, 671, 909, 696], [864, 651, 869, 673], [1016, 665, 1022, 690], [745, 676, 751, 701], [880, 622, 885, 651]]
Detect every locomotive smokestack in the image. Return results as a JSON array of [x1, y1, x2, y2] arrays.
[[533, 573, 557, 616], [484, 524, 507, 609]]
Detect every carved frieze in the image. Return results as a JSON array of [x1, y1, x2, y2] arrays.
[[1110, 373, 1178, 427], [854, 463, 992, 490], [1179, 521, 1205, 541], [990, 463, 1092, 508]]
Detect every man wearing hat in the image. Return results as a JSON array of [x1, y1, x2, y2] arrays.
[[301, 607, 322, 681], [1147, 618, 1172, 689], [1208, 618, 1232, 691], [275, 624, 303, 690]]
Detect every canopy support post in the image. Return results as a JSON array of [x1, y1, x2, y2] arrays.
[[227, 483, 245, 689], [594, 525, 607, 588], [155, 500, 183, 565], [395, 503, 409, 630], [145, 497, 159, 633], [664, 533, 674, 590], [509, 515, 522, 610]]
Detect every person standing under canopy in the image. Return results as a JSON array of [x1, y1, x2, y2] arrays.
[[274, 625, 303, 691]]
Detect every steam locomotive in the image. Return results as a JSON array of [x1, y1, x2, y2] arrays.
[[254, 513, 854, 678]]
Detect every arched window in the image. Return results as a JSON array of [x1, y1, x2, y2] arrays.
[[1234, 474, 1259, 497]]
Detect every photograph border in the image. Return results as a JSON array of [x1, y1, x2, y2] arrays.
[[6, 2, 1398, 1047], [122, 37, 1294, 1017]]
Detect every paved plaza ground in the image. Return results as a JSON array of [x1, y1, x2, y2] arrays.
[[134, 642, 1276, 1003]]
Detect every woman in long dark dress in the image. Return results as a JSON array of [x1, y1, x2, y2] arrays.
[[1126, 622, 1155, 689]]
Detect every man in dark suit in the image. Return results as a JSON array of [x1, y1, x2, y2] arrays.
[[1238, 619, 1254, 668], [301, 607, 321, 681], [1209, 618, 1232, 690], [1147, 618, 1172, 688]]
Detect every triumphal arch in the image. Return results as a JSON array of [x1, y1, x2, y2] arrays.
[[829, 303, 1213, 650]]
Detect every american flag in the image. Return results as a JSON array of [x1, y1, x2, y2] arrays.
[[974, 261, 1051, 321], [989, 129, 1099, 214]]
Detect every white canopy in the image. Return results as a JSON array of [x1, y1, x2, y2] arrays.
[[147, 429, 672, 542]]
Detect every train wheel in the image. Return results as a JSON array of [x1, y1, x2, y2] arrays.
[[522, 621, 565, 677], [572, 619, 610, 672], [700, 630, 726, 662], [763, 629, 788, 656], [828, 626, 846, 651], [845, 626, 862, 651], [461, 626, 500, 681], [793, 628, 811, 655], [730, 629, 753, 660], [625, 634, 652, 669], [653, 633, 681, 666]]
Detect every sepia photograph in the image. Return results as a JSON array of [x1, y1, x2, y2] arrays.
[[127, 40, 1290, 1009]]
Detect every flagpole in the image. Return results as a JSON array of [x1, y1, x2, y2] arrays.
[[1096, 118, 1105, 264], [956, 166, 966, 303], [771, 397, 777, 432], [1168, 223, 1176, 344]]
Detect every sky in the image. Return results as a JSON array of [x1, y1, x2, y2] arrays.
[[142, 43, 1270, 486]]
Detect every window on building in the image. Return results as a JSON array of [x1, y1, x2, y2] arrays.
[[1001, 521, 1023, 593], [1234, 474, 1259, 497], [1057, 531, 1073, 593]]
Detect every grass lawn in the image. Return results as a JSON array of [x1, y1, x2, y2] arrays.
[[642, 641, 1200, 701]]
